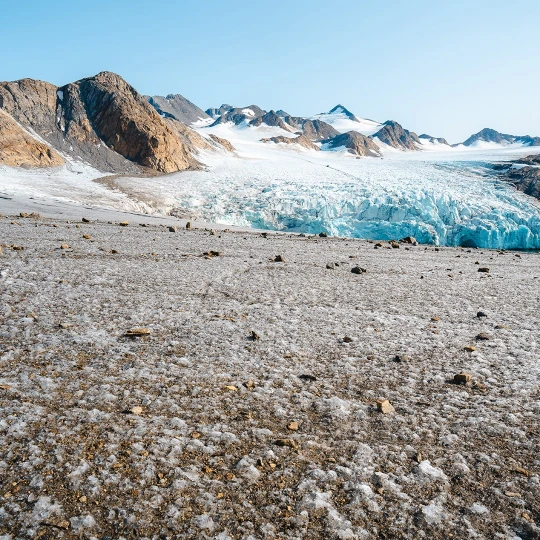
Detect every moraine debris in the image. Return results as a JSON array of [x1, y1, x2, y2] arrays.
[[376, 399, 395, 413], [351, 266, 367, 274], [453, 372, 472, 385], [124, 327, 151, 337]]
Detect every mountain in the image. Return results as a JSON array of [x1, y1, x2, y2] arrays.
[[206, 104, 234, 118], [462, 128, 540, 147], [249, 110, 292, 131], [313, 105, 382, 136], [210, 105, 266, 126], [147, 94, 210, 124], [260, 134, 320, 151], [373, 120, 421, 150], [328, 104, 358, 121], [419, 134, 450, 145], [0, 72, 208, 173], [324, 131, 380, 157], [283, 117, 339, 140]]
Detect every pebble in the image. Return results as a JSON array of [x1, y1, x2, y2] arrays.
[[119, 221, 129, 227], [60, 243, 70, 249], [82, 234, 91, 240], [464, 345, 476, 352], [186, 221, 192, 230], [274, 254, 285, 262], [476, 311, 487, 318], [82, 217, 90, 222], [476, 332, 491, 340], [287, 421, 299, 431], [351, 266, 367, 274], [376, 399, 395, 413], [478, 267, 490, 273], [453, 372, 472, 385], [124, 327, 151, 336], [168, 226, 177, 232], [131, 406, 143, 415]]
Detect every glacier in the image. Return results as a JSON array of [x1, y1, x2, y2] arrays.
[[113, 124, 540, 250]]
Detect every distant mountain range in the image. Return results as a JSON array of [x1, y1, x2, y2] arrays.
[[1, 70, 539, 174]]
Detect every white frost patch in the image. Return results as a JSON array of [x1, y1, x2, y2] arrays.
[[421, 501, 446, 524], [414, 460, 448, 483], [69, 514, 96, 533], [235, 456, 261, 482]]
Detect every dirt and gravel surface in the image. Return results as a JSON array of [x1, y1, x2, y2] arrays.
[[0, 213, 539, 539]]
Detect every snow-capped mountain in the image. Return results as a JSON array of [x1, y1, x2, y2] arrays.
[[462, 128, 540, 148]]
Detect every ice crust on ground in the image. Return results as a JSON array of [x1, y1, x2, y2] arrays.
[[0, 215, 539, 538]]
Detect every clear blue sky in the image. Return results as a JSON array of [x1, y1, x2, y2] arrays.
[[3, 0, 539, 143]]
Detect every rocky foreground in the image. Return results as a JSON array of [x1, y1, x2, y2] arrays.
[[0, 213, 539, 539]]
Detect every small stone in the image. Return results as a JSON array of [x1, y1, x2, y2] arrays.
[[125, 327, 151, 337], [393, 355, 409, 363], [60, 243, 70, 249], [225, 385, 238, 392], [504, 491, 521, 498], [476, 311, 487, 318], [243, 380, 255, 389], [287, 421, 299, 431], [326, 263, 335, 269], [476, 332, 491, 340], [390, 241, 400, 249], [342, 336, 353, 343], [59, 322, 73, 329], [453, 372, 472, 385], [376, 399, 395, 414], [351, 266, 367, 274], [274, 254, 285, 262], [400, 236, 418, 245], [464, 345, 476, 352], [131, 406, 143, 415], [82, 234, 91, 240], [82, 217, 90, 223], [186, 221, 192, 230], [298, 374, 317, 381], [478, 267, 490, 273], [111, 249, 119, 254], [319, 232, 328, 238], [190, 432, 201, 439], [249, 330, 261, 341], [79, 496, 87, 503], [431, 315, 440, 322], [168, 226, 177, 232], [374, 242, 383, 248], [274, 439, 299, 450], [210, 229, 216, 235], [513, 467, 529, 476]]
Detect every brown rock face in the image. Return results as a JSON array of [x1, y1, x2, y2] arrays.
[[374, 121, 421, 150], [0, 111, 63, 167], [0, 72, 202, 173], [208, 134, 236, 152], [59, 72, 198, 173], [260, 134, 320, 151], [325, 131, 380, 157]]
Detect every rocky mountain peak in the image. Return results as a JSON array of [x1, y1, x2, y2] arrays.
[[325, 130, 380, 157], [374, 120, 421, 150], [328, 104, 358, 121]]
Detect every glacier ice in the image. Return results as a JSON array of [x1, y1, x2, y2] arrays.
[[114, 138, 540, 250]]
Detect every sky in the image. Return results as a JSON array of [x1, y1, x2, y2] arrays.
[[2, 0, 539, 143]]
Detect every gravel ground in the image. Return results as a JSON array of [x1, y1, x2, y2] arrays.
[[0, 212, 539, 539]]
